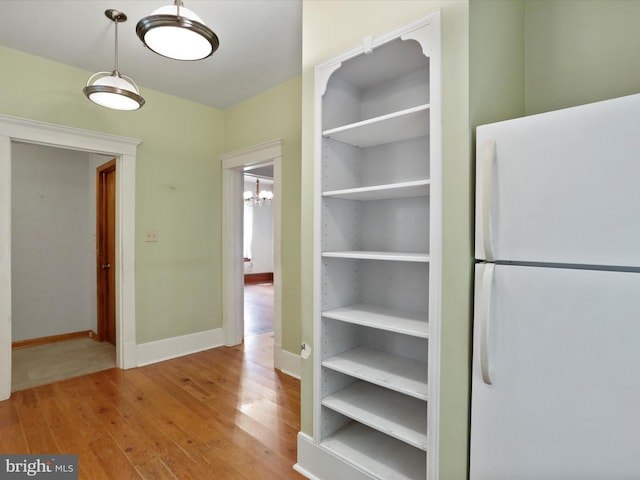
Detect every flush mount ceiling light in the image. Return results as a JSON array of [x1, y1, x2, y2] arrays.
[[83, 9, 145, 111], [136, 0, 220, 61]]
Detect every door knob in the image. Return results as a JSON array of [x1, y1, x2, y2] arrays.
[[101, 264, 111, 269]]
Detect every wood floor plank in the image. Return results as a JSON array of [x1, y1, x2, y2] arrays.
[[0, 411, 28, 454], [133, 457, 178, 480], [48, 421, 112, 480], [12, 389, 60, 454], [88, 435, 142, 480]]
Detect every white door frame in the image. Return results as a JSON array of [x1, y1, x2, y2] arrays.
[[220, 140, 283, 366], [0, 114, 139, 401]]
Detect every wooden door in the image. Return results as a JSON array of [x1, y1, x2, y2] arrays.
[[97, 159, 116, 345]]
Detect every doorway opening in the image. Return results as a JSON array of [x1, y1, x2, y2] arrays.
[[0, 114, 139, 400], [220, 140, 284, 371], [10, 146, 117, 391], [243, 171, 275, 340], [243, 170, 276, 368]]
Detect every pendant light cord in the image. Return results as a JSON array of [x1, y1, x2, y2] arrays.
[[113, 16, 120, 75]]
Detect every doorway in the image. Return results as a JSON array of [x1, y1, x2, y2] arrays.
[[220, 140, 284, 370], [9, 145, 116, 391], [0, 114, 139, 401]]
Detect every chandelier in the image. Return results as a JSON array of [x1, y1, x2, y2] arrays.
[[244, 178, 273, 207]]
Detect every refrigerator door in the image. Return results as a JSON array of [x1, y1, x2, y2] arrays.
[[470, 263, 640, 480], [475, 93, 640, 267]]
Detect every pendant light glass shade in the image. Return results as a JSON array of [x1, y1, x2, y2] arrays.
[[84, 10, 145, 111], [136, 1, 219, 61], [84, 72, 144, 111]]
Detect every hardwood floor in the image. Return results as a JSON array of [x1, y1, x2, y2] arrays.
[[244, 282, 274, 336], [0, 333, 303, 479]]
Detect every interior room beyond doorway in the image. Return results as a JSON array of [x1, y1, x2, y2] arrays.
[[243, 169, 275, 339]]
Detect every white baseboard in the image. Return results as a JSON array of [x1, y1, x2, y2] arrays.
[[275, 344, 301, 379], [120, 341, 137, 370], [136, 328, 224, 367], [294, 432, 373, 480], [0, 365, 10, 401]]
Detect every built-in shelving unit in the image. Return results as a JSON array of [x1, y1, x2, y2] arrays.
[[298, 11, 441, 480]]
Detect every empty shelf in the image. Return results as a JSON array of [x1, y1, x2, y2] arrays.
[[323, 105, 430, 148], [323, 381, 428, 450], [322, 251, 429, 262], [322, 346, 428, 400], [323, 180, 430, 201], [323, 303, 428, 338], [322, 422, 426, 480]]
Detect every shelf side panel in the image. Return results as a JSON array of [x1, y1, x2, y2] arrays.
[[321, 258, 360, 311], [322, 137, 361, 192], [322, 197, 361, 252]]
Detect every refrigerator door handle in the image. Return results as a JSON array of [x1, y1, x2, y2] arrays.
[[479, 263, 495, 385], [478, 139, 496, 262]]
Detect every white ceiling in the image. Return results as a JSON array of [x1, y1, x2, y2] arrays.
[[0, 0, 302, 109]]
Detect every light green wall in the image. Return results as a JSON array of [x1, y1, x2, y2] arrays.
[[301, 2, 471, 479], [0, 45, 226, 344], [525, 0, 640, 114], [224, 76, 302, 355], [470, 0, 525, 126]]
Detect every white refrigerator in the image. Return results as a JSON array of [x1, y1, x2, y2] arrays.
[[471, 94, 640, 479]]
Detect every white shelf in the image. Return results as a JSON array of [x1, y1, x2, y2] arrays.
[[323, 381, 428, 450], [323, 180, 430, 201], [322, 251, 429, 262], [323, 303, 428, 338], [322, 422, 426, 480], [322, 346, 428, 400], [323, 105, 430, 148]]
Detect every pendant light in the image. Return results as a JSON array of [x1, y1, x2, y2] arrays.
[[83, 9, 145, 111], [136, 0, 219, 61]]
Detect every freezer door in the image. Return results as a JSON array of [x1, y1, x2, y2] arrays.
[[475, 93, 640, 267], [470, 263, 640, 480]]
